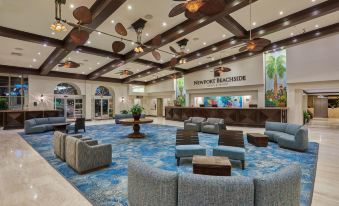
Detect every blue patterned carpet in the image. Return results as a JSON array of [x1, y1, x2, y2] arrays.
[[19, 124, 318, 206]]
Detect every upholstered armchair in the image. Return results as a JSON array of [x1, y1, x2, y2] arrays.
[[201, 118, 225, 134], [67, 118, 86, 134], [65, 136, 112, 174], [53, 131, 90, 161], [184, 117, 206, 132]]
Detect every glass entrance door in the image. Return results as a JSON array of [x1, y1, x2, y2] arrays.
[[94, 98, 112, 120], [54, 96, 84, 120], [55, 98, 65, 117]]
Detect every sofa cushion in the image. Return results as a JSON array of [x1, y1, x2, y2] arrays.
[[25, 119, 37, 127], [34, 118, 49, 125], [264, 131, 287, 142], [254, 164, 301, 206], [48, 117, 66, 124], [191, 117, 205, 123], [213, 146, 245, 160], [128, 159, 178, 206], [285, 124, 302, 135], [178, 173, 254, 206], [206, 118, 222, 124], [265, 122, 287, 132], [176, 145, 206, 157]]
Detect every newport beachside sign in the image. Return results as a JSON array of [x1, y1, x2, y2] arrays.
[[193, 75, 247, 87]]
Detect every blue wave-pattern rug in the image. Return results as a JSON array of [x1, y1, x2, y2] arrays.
[[19, 124, 318, 206]]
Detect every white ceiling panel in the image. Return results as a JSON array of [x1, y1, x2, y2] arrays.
[[0, 0, 96, 40], [136, 69, 177, 82], [102, 62, 150, 79], [87, 0, 187, 54], [263, 11, 339, 43], [230, 0, 327, 30], [0, 37, 54, 69], [51, 51, 112, 75]]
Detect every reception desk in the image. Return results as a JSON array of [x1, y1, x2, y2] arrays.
[[165, 107, 287, 127], [0, 110, 60, 130]]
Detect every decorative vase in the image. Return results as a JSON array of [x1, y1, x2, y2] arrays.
[[133, 113, 141, 121]]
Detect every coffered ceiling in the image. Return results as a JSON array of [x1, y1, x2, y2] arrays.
[[0, 0, 338, 85]]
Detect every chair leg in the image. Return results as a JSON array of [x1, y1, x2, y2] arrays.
[[176, 157, 180, 166], [241, 160, 245, 170]]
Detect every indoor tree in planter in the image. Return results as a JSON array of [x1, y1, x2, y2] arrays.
[[0, 97, 8, 110], [130, 104, 144, 121]]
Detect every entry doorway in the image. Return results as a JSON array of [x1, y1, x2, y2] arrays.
[[93, 97, 113, 120], [314, 97, 329, 118], [54, 96, 84, 120]]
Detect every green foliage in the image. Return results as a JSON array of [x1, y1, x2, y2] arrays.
[[130, 104, 144, 115], [0, 97, 8, 110], [266, 53, 286, 79], [120, 110, 129, 114], [303, 111, 311, 124]]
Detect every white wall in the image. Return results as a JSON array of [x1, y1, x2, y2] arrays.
[[28, 75, 130, 119]]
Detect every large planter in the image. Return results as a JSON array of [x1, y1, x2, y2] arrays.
[[133, 114, 141, 121]]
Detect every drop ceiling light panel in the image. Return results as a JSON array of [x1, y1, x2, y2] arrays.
[[140, 22, 233, 63], [230, 0, 327, 30], [0, 0, 96, 39], [87, 0, 187, 54], [102, 62, 150, 78], [263, 11, 339, 43], [0, 37, 54, 69], [52, 51, 113, 75], [179, 47, 241, 70]]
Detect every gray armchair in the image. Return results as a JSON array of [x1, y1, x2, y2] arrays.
[[65, 136, 112, 174], [184, 117, 206, 132], [201, 118, 225, 134]]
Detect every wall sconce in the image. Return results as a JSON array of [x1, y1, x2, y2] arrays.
[[40, 94, 44, 102], [121, 97, 125, 103]]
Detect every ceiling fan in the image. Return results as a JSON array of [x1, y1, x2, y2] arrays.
[[115, 69, 134, 76], [58, 61, 81, 68], [169, 0, 226, 19], [231, 0, 271, 52], [169, 38, 189, 66]]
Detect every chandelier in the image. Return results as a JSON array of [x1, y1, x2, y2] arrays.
[[50, 0, 67, 32]]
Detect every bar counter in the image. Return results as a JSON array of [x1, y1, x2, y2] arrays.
[[0, 110, 60, 130], [165, 107, 287, 127]]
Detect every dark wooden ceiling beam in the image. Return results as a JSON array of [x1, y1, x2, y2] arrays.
[[39, 0, 127, 76], [216, 15, 247, 37], [147, 22, 339, 84], [87, 0, 255, 79]]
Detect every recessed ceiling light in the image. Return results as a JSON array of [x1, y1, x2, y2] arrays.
[[290, 32, 294, 36], [222, 34, 226, 38], [43, 44, 47, 47], [89, 67, 92, 70], [279, 11, 284, 15], [252, 22, 256, 26], [68, 57, 71, 60], [162, 22, 167, 27], [82, 72, 85, 74], [29, 65, 33, 68], [37, 52, 41, 55], [127, 5, 132, 10], [311, 0, 316, 2], [98, 32, 102, 35], [97, 62, 100, 65], [315, 24, 319, 28], [87, 41, 91, 44], [145, 33, 149, 37], [76, 50, 80, 53], [51, 32, 55, 35], [131, 42, 135, 45], [70, 4, 74, 9], [111, 20, 115, 24], [198, 62, 202, 65], [203, 42, 206, 45], [33, 58, 37, 62]]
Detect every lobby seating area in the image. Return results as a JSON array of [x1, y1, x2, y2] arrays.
[[24, 117, 67, 134], [128, 159, 302, 206]]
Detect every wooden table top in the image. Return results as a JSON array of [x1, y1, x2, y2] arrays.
[[119, 118, 154, 125], [247, 133, 268, 138], [193, 155, 231, 167]]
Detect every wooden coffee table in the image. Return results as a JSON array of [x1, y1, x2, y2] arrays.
[[192, 155, 231, 176], [247, 133, 268, 147], [53, 123, 70, 133], [119, 118, 153, 138]]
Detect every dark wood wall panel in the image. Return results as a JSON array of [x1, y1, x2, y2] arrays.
[[165, 107, 287, 127]]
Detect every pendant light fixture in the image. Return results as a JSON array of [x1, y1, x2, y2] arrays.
[[50, 0, 67, 32]]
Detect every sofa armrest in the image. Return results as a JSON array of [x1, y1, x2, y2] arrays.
[[85, 140, 98, 146], [77, 143, 112, 172], [72, 134, 83, 139], [184, 118, 192, 124]]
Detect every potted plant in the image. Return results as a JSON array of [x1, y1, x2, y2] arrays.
[[130, 104, 144, 121], [303, 111, 311, 124]]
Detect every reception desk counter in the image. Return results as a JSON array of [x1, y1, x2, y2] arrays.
[[165, 107, 287, 127], [0, 110, 60, 130]]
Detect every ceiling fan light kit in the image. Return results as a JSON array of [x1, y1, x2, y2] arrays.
[[186, 0, 204, 13], [50, 0, 67, 32]]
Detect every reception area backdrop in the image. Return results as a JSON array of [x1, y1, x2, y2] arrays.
[[203, 96, 243, 108], [265, 50, 287, 107]]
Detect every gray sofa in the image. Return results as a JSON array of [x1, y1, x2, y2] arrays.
[[264, 122, 308, 151], [201, 118, 225, 134], [65, 136, 112, 174], [114, 113, 146, 124], [128, 159, 302, 206], [24, 117, 66, 134], [184, 117, 206, 132]]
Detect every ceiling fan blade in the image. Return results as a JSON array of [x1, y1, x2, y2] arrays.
[[170, 58, 178, 67], [169, 3, 186, 17], [199, 0, 226, 16], [250, 46, 265, 52], [169, 46, 178, 54], [253, 38, 271, 47], [239, 46, 249, 52], [152, 34, 162, 47], [184, 10, 204, 20], [152, 50, 161, 61], [115, 23, 128, 36], [70, 30, 89, 45], [112, 41, 126, 53], [73, 6, 92, 24]]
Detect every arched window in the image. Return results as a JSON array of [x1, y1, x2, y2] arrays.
[[95, 86, 111, 96], [54, 83, 79, 95]]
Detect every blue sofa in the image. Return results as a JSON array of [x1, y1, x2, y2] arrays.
[[114, 113, 146, 124], [24, 117, 66, 134], [264, 122, 308, 151], [128, 159, 302, 206]]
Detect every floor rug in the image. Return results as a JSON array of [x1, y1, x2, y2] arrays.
[[19, 124, 318, 206]]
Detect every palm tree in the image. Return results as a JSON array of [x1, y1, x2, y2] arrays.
[[266, 54, 286, 97]]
